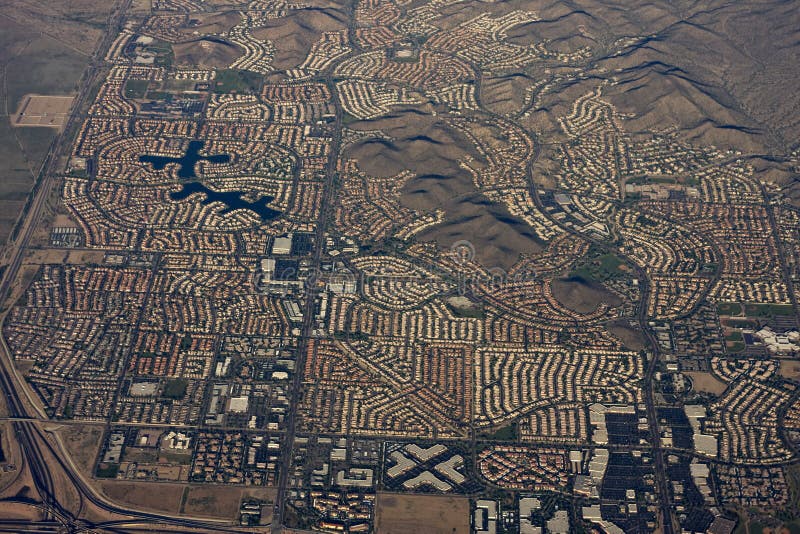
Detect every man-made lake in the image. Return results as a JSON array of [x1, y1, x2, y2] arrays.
[[139, 140, 230, 179], [140, 140, 281, 222], [170, 182, 281, 222]]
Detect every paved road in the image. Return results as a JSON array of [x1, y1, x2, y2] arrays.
[[0, 2, 258, 532], [525, 170, 676, 533], [269, 7, 356, 530]]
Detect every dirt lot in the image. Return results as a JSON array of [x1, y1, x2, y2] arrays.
[[551, 276, 622, 314], [13, 94, 74, 128], [0, 14, 93, 248], [685, 371, 728, 395], [375, 493, 470, 534], [23, 248, 105, 265], [779, 360, 800, 381], [99, 481, 185, 515], [182, 485, 276, 519], [0, 1, 113, 56], [57, 423, 104, 476], [606, 320, 646, 351], [0, 501, 43, 521]]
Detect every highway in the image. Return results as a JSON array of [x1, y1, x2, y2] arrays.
[[0, 1, 256, 532]]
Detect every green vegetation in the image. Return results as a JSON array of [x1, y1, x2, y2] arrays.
[[446, 302, 485, 319], [727, 341, 745, 353], [96, 463, 119, 478], [146, 91, 171, 101], [159, 450, 193, 465], [725, 319, 756, 329], [650, 175, 677, 183], [162, 378, 188, 400], [725, 330, 743, 342], [163, 78, 196, 92], [701, 262, 718, 274], [342, 112, 360, 126], [482, 422, 517, 441], [784, 463, 800, 523], [717, 302, 743, 316], [636, 214, 661, 228], [744, 303, 795, 317], [213, 69, 263, 94], [333, 330, 368, 341], [124, 79, 149, 99], [570, 247, 629, 284], [146, 40, 174, 68]]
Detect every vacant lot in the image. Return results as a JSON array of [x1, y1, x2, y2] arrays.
[[551, 276, 622, 314], [57, 423, 104, 475], [606, 320, 646, 351], [0, 501, 42, 521], [182, 485, 276, 519], [0, 2, 112, 56], [99, 481, 184, 515], [23, 249, 105, 266], [13, 94, 74, 128], [779, 360, 800, 381], [0, 15, 92, 247], [375, 493, 470, 534], [685, 371, 727, 395]]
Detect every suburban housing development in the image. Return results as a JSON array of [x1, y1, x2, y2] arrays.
[[0, 0, 798, 534]]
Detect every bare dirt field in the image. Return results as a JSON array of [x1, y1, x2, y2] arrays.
[[0, 421, 27, 494], [0, 1, 113, 56], [0, 13, 93, 248], [22, 249, 68, 265], [99, 481, 185, 515], [56, 423, 104, 475], [22, 248, 104, 266], [0, 500, 43, 521], [12, 94, 74, 129], [779, 360, 800, 381], [182, 484, 276, 519], [375, 493, 470, 534], [685, 371, 728, 395], [606, 320, 647, 351], [551, 277, 622, 314]]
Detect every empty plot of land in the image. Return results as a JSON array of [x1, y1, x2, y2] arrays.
[[13, 95, 74, 128], [375, 493, 470, 534], [99, 481, 184, 515], [182, 485, 275, 519], [23, 249, 105, 266], [0, 501, 42, 521], [779, 360, 800, 381], [606, 320, 646, 351], [57, 423, 104, 475], [685, 371, 728, 395], [551, 276, 622, 314], [98, 481, 274, 519], [0, 15, 91, 248]]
